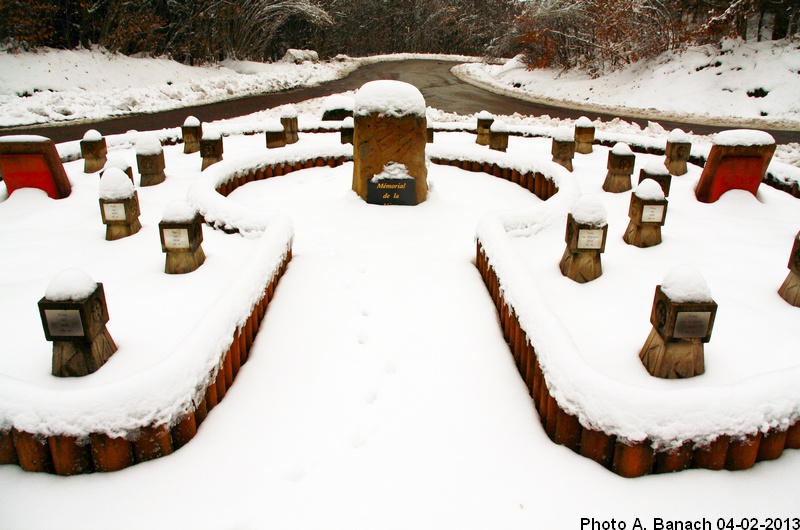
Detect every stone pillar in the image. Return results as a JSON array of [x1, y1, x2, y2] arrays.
[[340, 117, 354, 145], [695, 130, 776, 203], [38, 269, 117, 377], [135, 134, 166, 187], [489, 121, 509, 152], [182, 116, 202, 154], [778, 231, 800, 307], [200, 132, 223, 170], [551, 129, 575, 172], [639, 266, 717, 379], [321, 95, 354, 121], [352, 80, 428, 206], [664, 128, 691, 176], [266, 121, 287, 149], [638, 159, 672, 196], [102, 156, 134, 183], [559, 197, 608, 283], [476, 110, 494, 146], [623, 180, 668, 248], [159, 201, 206, 274], [280, 105, 299, 144], [99, 168, 141, 241], [574, 116, 595, 155], [603, 142, 636, 193], [80, 129, 107, 173]]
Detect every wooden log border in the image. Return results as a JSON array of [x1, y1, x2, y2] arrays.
[[476, 241, 800, 478]]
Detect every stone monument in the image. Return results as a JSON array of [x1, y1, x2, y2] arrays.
[[352, 80, 428, 206], [639, 265, 717, 379], [38, 269, 117, 377]]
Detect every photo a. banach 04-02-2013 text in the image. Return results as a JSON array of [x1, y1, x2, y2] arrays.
[[581, 517, 800, 530]]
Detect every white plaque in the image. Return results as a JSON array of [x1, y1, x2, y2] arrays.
[[642, 205, 665, 223], [45, 309, 84, 337], [163, 228, 190, 250], [674, 311, 711, 339], [577, 229, 604, 250], [103, 203, 126, 221]]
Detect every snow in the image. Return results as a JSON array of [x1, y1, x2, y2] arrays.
[[43, 268, 97, 301], [569, 196, 608, 226], [660, 265, 714, 303], [612, 142, 634, 156], [322, 94, 354, 112], [634, 179, 665, 200], [1, 48, 800, 529], [354, 80, 426, 118], [103, 155, 130, 172], [161, 200, 196, 223], [201, 129, 221, 141], [134, 133, 162, 155], [182, 115, 200, 127], [642, 158, 671, 176], [82, 129, 102, 141], [552, 127, 574, 142], [714, 129, 776, 146], [371, 162, 410, 182], [489, 119, 510, 133], [280, 104, 298, 119], [576, 116, 594, 128], [668, 127, 690, 143], [99, 168, 135, 200], [477, 110, 494, 120]]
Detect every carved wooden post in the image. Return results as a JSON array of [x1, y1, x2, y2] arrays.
[[38, 269, 117, 377], [280, 105, 299, 144], [182, 116, 202, 154], [638, 159, 672, 196], [664, 128, 691, 176], [99, 168, 141, 241], [551, 128, 575, 172], [159, 201, 206, 274], [352, 80, 428, 206], [200, 132, 223, 170], [639, 266, 718, 379], [623, 179, 668, 248], [603, 143, 636, 193], [559, 197, 608, 283], [476, 110, 494, 146], [489, 120, 509, 152], [321, 95, 354, 121], [102, 155, 133, 183], [340, 117, 354, 145], [266, 121, 287, 149], [778, 231, 800, 307], [135, 134, 166, 187], [695, 130, 775, 203], [80, 129, 107, 173], [574, 116, 595, 154]]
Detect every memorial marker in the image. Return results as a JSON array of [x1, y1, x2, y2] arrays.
[[159, 201, 206, 274], [623, 179, 668, 248], [695, 129, 775, 203], [664, 128, 691, 176], [265, 121, 287, 149], [102, 155, 134, 183], [574, 116, 595, 154], [0, 135, 71, 199], [638, 159, 672, 196], [352, 80, 428, 206], [99, 168, 141, 240], [135, 134, 166, 186], [559, 197, 608, 283], [489, 120, 509, 152], [200, 131, 223, 170], [366, 163, 417, 205], [476, 110, 494, 146], [182, 116, 202, 154], [551, 128, 575, 172], [603, 142, 636, 193], [778, 230, 800, 307], [639, 265, 717, 379], [280, 105, 299, 144], [80, 129, 107, 173], [38, 269, 117, 377]]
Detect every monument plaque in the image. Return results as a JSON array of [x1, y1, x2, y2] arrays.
[[577, 229, 604, 250], [642, 205, 665, 223], [102, 203, 126, 222], [44, 309, 84, 338], [674, 311, 712, 339], [367, 178, 417, 206], [163, 228, 191, 250]]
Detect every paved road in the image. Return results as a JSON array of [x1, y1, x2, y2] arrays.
[[2, 60, 798, 144]]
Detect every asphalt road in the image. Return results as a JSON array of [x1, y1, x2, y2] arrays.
[[2, 60, 799, 144]]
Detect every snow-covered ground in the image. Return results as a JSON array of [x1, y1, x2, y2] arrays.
[[2, 47, 800, 529]]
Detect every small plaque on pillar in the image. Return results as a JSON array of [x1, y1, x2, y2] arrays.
[[367, 163, 417, 205], [38, 269, 117, 377], [159, 201, 205, 274], [640, 265, 717, 379]]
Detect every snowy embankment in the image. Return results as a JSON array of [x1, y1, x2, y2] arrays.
[[454, 38, 800, 131]]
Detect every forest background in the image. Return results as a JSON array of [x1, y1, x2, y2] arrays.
[[0, 0, 798, 75]]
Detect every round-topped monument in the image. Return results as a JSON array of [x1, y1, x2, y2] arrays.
[[352, 80, 428, 206]]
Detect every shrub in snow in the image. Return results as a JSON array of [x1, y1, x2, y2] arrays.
[[281, 49, 319, 64]]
